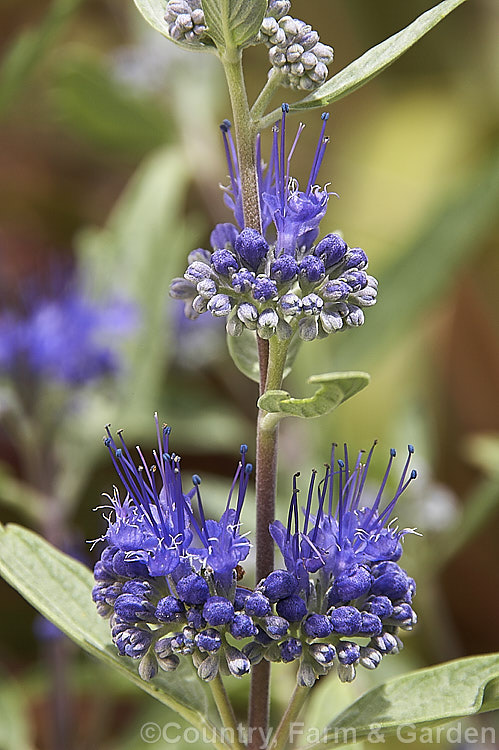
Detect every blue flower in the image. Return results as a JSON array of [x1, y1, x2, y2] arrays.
[[93, 417, 253, 682], [270, 443, 417, 592], [187, 447, 252, 594], [0, 274, 135, 386], [102, 419, 193, 578], [170, 108, 378, 341]]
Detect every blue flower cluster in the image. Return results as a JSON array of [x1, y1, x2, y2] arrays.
[[93, 420, 417, 685], [0, 276, 135, 387], [251, 444, 418, 684], [170, 106, 377, 342], [93, 416, 254, 682]]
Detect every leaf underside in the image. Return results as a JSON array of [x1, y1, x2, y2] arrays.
[[258, 371, 370, 420], [306, 653, 499, 749], [0, 524, 210, 729]]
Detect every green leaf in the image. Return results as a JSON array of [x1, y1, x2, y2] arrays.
[[227, 328, 260, 383], [0, 524, 212, 732], [258, 371, 369, 423], [307, 654, 499, 749], [202, 0, 267, 53], [76, 146, 193, 422], [259, 0, 469, 124], [0, 0, 83, 117], [227, 329, 302, 384], [51, 53, 172, 156]]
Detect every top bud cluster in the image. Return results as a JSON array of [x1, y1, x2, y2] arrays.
[[164, 0, 334, 91]]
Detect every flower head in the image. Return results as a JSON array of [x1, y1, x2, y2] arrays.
[[171, 107, 377, 341], [243, 443, 419, 684], [270, 443, 417, 591], [93, 416, 253, 682]]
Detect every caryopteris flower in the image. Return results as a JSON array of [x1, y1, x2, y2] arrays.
[[93, 416, 253, 682], [93, 426, 418, 687], [243, 443, 418, 685], [170, 106, 377, 342], [0, 276, 134, 387]]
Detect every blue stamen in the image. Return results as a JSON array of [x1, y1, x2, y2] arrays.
[[306, 112, 330, 194], [303, 470, 317, 536]]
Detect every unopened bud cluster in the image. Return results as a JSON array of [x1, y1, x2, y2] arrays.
[[93, 548, 416, 685], [163, 0, 334, 91], [164, 0, 206, 43], [260, 13, 334, 90], [94, 549, 258, 682]]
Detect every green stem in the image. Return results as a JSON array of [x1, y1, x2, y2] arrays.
[[269, 685, 311, 750], [222, 53, 290, 750], [209, 674, 245, 750], [223, 54, 261, 232], [251, 69, 285, 122], [248, 338, 289, 748], [254, 336, 289, 596]]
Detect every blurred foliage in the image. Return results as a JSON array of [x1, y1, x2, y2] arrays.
[[0, 0, 498, 748], [51, 50, 173, 156]]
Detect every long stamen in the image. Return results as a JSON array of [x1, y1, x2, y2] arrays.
[[287, 473, 300, 542], [303, 469, 317, 536], [337, 459, 345, 540], [191, 475, 209, 546], [220, 120, 238, 195], [306, 112, 329, 194], [312, 469, 328, 543], [133, 447, 171, 541], [345, 449, 363, 512], [377, 446, 416, 524], [371, 448, 397, 516], [328, 443, 337, 515], [352, 441, 377, 511], [154, 413, 167, 487], [235, 445, 252, 522], [378, 468, 418, 526], [286, 122, 305, 187], [396, 444, 415, 494], [225, 462, 242, 512], [105, 431, 158, 533], [279, 103, 289, 216]]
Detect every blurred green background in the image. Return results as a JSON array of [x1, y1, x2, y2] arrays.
[[0, 1, 498, 748]]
